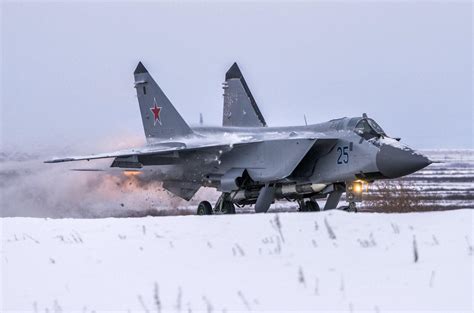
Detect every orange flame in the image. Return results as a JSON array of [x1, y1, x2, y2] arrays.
[[123, 170, 142, 177]]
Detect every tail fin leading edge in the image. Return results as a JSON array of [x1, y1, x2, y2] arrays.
[[223, 62, 267, 127], [134, 62, 193, 141]]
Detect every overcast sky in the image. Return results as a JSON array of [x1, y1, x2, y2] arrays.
[[1, 1, 472, 152]]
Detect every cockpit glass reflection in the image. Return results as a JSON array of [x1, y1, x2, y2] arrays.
[[367, 119, 385, 135], [354, 119, 386, 140]]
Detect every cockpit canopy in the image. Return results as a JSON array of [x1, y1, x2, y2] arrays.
[[354, 118, 386, 140]]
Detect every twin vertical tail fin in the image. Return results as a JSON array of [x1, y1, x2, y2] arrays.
[[223, 62, 267, 127], [134, 62, 193, 141], [133, 61, 266, 139]]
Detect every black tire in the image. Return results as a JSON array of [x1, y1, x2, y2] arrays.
[[298, 201, 308, 212], [222, 201, 236, 214], [349, 202, 357, 213], [305, 200, 320, 212], [197, 201, 213, 215]]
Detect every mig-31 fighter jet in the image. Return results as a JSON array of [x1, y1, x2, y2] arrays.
[[46, 62, 431, 214]]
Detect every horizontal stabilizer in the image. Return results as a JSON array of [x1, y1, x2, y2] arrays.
[[71, 169, 106, 172]]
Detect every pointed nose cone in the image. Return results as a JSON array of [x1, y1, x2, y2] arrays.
[[376, 144, 431, 178]]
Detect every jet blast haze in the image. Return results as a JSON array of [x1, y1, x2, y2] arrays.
[[46, 62, 431, 214]]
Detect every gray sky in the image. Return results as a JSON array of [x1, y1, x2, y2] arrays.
[[1, 1, 472, 151]]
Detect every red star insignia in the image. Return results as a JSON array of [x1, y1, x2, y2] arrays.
[[150, 98, 162, 126]]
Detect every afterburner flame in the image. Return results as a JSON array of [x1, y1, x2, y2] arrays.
[[123, 170, 142, 177]]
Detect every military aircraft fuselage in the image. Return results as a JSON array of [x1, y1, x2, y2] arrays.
[[46, 62, 431, 213], [141, 116, 430, 201]]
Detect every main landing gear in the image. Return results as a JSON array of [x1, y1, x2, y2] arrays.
[[197, 193, 235, 215], [196, 180, 368, 215], [197, 201, 213, 215], [297, 199, 320, 212]]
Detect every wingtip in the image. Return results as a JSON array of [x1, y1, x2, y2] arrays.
[[225, 62, 242, 80], [134, 61, 148, 74], [44, 157, 74, 163]]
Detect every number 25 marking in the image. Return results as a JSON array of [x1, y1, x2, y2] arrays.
[[337, 146, 349, 164]]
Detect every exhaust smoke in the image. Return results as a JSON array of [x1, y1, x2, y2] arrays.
[[0, 139, 218, 218]]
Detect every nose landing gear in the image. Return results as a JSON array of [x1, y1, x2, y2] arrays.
[[343, 180, 368, 213], [340, 202, 358, 213]]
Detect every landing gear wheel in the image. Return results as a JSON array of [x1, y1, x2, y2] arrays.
[[222, 201, 236, 214], [298, 200, 307, 212], [197, 201, 213, 215], [338, 202, 358, 212], [305, 200, 320, 212], [349, 202, 358, 213]]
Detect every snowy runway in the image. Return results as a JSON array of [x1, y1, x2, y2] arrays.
[[2, 210, 472, 312]]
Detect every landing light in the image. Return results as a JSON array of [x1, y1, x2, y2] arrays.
[[350, 180, 368, 194], [353, 182, 363, 193]]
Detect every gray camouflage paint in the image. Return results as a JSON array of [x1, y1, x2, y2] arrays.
[[46, 62, 431, 213]]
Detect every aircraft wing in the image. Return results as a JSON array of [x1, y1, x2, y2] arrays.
[[45, 135, 339, 184], [44, 142, 225, 164], [44, 128, 334, 164]]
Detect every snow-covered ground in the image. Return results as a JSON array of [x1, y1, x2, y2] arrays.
[[2, 209, 473, 312]]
